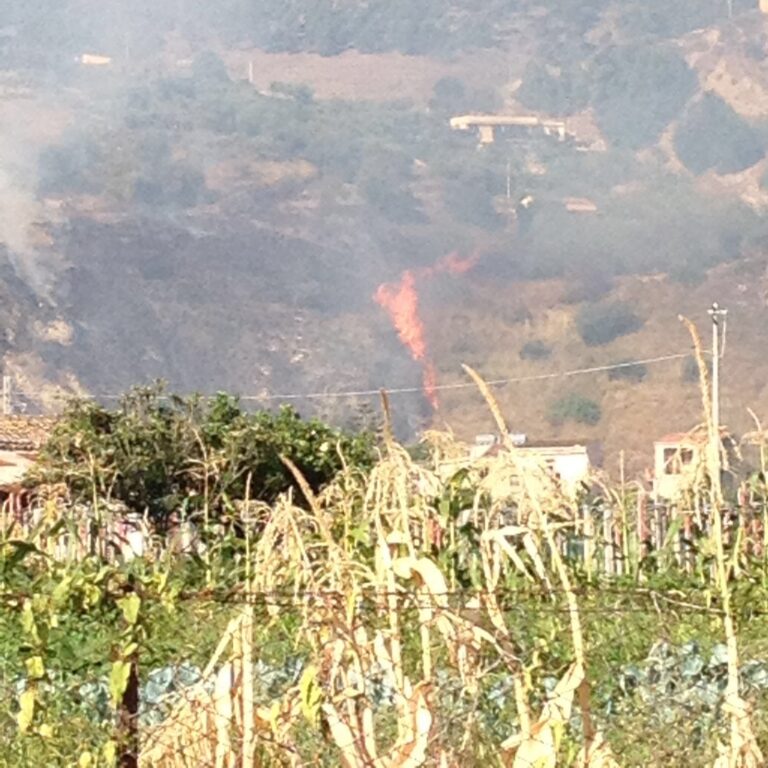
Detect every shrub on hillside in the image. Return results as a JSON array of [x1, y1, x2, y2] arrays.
[[517, 61, 589, 116], [591, 45, 698, 149], [443, 171, 503, 230], [429, 76, 467, 114], [618, 0, 721, 40], [562, 270, 614, 305], [675, 93, 765, 176], [548, 393, 602, 426], [608, 361, 647, 382], [520, 340, 552, 361], [576, 302, 644, 346]]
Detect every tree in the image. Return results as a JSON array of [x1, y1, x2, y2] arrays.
[[517, 61, 589, 116], [674, 93, 765, 176], [618, 0, 721, 40], [576, 302, 644, 346], [192, 51, 231, 86], [608, 361, 647, 382], [548, 393, 602, 426], [429, 77, 467, 114], [591, 45, 697, 149], [32, 387, 376, 526], [520, 340, 552, 361]]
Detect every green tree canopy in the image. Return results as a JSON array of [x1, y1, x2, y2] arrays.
[[548, 392, 602, 426], [591, 45, 698, 149], [32, 387, 376, 525], [576, 301, 644, 346], [674, 93, 765, 176]]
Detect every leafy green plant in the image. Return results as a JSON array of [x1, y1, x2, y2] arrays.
[[32, 386, 375, 526]]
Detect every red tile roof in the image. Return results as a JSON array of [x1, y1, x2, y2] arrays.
[[0, 417, 57, 451]]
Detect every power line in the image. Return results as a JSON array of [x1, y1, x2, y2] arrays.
[[26, 351, 689, 405]]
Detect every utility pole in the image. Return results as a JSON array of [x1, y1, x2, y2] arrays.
[[708, 302, 728, 489]]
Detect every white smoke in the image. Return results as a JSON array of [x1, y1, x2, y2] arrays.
[[0, 117, 63, 302]]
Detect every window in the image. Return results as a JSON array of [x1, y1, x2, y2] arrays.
[[663, 446, 695, 475], [663, 448, 679, 475]]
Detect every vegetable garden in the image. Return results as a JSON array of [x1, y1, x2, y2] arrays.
[[2, 324, 768, 766]]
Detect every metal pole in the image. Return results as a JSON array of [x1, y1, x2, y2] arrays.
[[712, 306, 719, 441], [708, 302, 727, 495]]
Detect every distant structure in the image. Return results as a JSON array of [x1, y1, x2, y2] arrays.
[[467, 433, 600, 498], [652, 429, 739, 502], [450, 114, 570, 145], [0, 416, 56, 500], [78, 53, 112, 67], [653, 432, 702, 501], [564, 197, 598, 214]]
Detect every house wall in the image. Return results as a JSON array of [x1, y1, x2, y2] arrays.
[[518, 446, 591, 496], [0, 449, 35, 488], [653, 441, 701, 501]]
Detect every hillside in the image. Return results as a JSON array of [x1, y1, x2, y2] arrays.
[[1, 1, 768, 476]]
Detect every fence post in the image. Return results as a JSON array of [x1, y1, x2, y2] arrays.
[[582, 504, 593, 579], [638, 492, 649, 563], [603, 505, 614, 576], [683, 510, 694, 573], [653, 503, 664, 553]]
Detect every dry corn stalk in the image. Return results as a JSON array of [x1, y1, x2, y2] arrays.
[[578, 732, 621, 768], [502, 662, 583, 768], [464, 364, 619, 767], [320, 626, 433, 768], [679, 317, 764, 768], [712, 695, 763, 768], [139, 608, 301, 768]]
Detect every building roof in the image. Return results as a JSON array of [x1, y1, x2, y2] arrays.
[[479, 440, 592, 457], [0, 416, 57, 451], [655, 428, 730, 446], [656, 432, 696, 445], [518, 439, 591, 449]]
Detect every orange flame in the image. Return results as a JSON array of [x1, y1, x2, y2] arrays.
[[374, 270, 427, 362], [430, 250, 480, 276], [374, 250, 479, 410]]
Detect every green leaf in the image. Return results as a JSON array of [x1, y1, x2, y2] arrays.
[[84, 584, 102, 608], [4, 540, 45, 569], [20, 602, 39, 645], [52, 576, 73, 607], [17, 689, 35, 733], [109, 660, 132, 706], [118, 594, 141, 626], [25, 656, 46, 680], [299, 664, 322, 726], [103, 740, 117, 766]]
